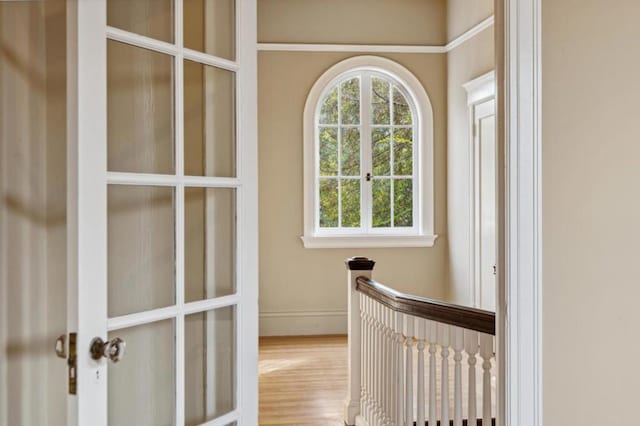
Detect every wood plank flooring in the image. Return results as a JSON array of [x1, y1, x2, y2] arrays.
[[258, 335, 496, 425], [259, 335, 347, 426]]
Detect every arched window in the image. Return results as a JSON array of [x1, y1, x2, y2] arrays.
[[302, 56, 436, 248]]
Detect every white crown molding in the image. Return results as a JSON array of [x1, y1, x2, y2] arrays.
[[257, 15, 494, 54], [258, 43, 446, 54], [446, 15, 495, 51]]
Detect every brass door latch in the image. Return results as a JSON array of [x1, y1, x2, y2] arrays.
[[55, 333, 77, 395]]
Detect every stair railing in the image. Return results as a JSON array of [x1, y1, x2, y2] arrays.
[[345, 257, 496, 426]]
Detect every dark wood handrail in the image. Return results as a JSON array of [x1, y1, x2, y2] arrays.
[[356, 277, 495, 336]]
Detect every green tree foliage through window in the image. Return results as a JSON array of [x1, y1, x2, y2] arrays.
[[317, 72, 415, 230]]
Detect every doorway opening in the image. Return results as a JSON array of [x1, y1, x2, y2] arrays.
[[0, 0, 548, 424]]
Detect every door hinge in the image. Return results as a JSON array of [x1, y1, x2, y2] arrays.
[[68, 333, 77, 395], [55, 333, 77, 395]]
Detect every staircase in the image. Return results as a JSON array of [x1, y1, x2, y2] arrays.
[[344, 257, 497, 426]]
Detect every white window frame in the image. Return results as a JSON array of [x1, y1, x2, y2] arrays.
[[301, 56, 436, 248]]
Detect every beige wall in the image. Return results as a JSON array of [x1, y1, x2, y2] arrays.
[[257, 0, 500, 335], [542, 0, 640, 423], [258, 0, 447, 45], [258, 51, 448, 335], [445, 27, 495, 305], [0, 1, 67, 425], [445, 0, 495, 305], [446, 0, 493, 41]]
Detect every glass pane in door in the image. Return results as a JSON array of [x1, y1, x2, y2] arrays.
[[101, 1, 244, 424], [108, 319, 176, 426], [185, 187, 236, 302], [183, 0, 235, 60], [107, 40, 175, 174], [108, 185, 176, 317], [0, 2, 68, 424], [107, 0, 174, 43], [185, 306, 236, 425], [184, 59, 236, 177]]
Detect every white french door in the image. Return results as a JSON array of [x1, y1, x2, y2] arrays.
[[66, 1, 257, 425]]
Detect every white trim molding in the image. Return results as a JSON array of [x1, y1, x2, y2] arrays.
[[446, 16, 495, 52], [258, 15, 494, 54], [464, 71, 496, 310], [504, 0, 543, 424], [301, 56, 435, 249], [258, 43, 446, 54], [463, 71, 496, 106], [301, 234, 438, 249], [259, 310, 348, 336]]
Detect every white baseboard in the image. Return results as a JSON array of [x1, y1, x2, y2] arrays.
[[259, 310, 347, 336]]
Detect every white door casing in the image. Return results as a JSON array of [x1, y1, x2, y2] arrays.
[[66, 1, 258, 425], [464, 71, 496, 311], [476, 100, 496, 312], [59, 1, 542, 424], [471, 98, 497, 312], [502, 0, 543, 424]]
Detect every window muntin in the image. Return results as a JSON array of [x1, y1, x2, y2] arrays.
[[315, 71, 417, 235], [302, 56, 436, 249]]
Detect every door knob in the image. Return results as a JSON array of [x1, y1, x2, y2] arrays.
[[90, 337, 126, 363], [55, 334, 67, 358]]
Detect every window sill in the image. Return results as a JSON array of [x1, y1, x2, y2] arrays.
[[300, 234, 438, 249]]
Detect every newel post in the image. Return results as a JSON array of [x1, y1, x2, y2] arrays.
[[344, 256, 375, 426]]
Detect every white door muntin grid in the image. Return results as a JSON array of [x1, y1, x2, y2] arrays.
[[66, 1, 258, 425]]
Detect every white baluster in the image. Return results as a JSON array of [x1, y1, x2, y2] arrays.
[[374, 302, 383, 425], [383, 306, 392, 424], [378, 304, 386, 425], [394, 311, 404, 426], [427, 321, 437, 426], [368, 300, 375, 424], [368, 301, 374, 424], [370, 299, 376, 423], [480, 334, 493, 426], [363, 296, 371, 420], [416, 318, 426, 426], [389, 307, 396, 425], [388, 307, 395, 425], [404, 316, 414, 426], [360, 294, 366, 417], [371, 301, 380, 425], [381, 304, 388, 426], [370, 298, 376, 421], [464, 330, 479, 424], [438, 324, 450, 426], [453, 327, 464, 426]]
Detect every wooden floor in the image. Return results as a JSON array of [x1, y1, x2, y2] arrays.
[[259, 335, 347, 426], [258, 335, 496, 425]]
